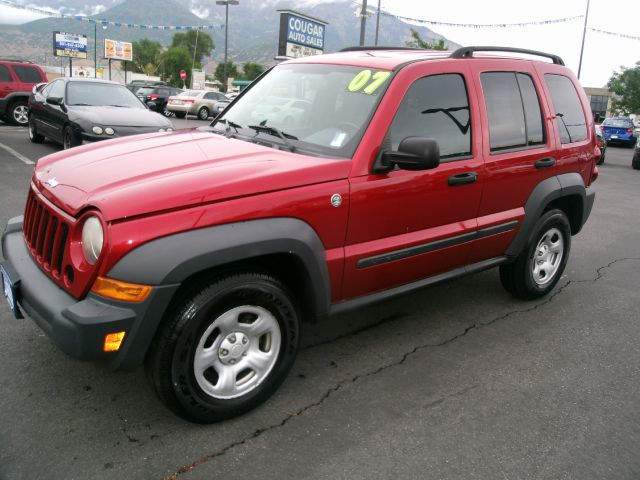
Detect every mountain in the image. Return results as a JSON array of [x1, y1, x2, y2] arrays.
[[0, 0, 459, 68]]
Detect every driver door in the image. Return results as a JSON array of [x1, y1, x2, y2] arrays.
[[342, 67, 485, 299]]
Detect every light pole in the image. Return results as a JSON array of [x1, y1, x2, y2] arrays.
[[359, 0, 368, 46], [577, 0, 591, 80], [216, 0, 239, 93]]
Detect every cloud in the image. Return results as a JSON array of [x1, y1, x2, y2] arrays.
[[191, 6, 210, 18]]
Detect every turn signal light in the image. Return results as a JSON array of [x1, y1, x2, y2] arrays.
[[104, 331, 126, 352], [90, 276, 152, 303]]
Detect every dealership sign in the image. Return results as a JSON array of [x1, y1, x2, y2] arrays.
[[104, 39, 133, 61], [53, 31, 88, 59], [277, 10, 328, 59]]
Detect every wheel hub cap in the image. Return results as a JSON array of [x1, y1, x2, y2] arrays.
[[531, 227, 564, 286], [218, 332, 249, 365]]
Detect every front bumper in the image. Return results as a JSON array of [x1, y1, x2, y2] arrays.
[[1, 216, 179, 370]]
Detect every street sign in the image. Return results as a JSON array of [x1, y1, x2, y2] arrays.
[[180, 70, 186, 80]]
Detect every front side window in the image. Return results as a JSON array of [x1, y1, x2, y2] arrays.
[[387, 73, 471, 159], [481, 72, 545, 152], [544, 74, 587, 144], [214, 63, 393, 158]]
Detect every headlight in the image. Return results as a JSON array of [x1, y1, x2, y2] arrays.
[[81, 216, 103, 265], [92, 126, 103, 135], [104, 127, 115, 135], [166, 127, 173, 132], [158, 128, 166, 132]]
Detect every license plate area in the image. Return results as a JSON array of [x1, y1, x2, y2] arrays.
[[0, 262, 23, 319]]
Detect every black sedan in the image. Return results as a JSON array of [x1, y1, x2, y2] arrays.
[[28, 78, 174, 149]]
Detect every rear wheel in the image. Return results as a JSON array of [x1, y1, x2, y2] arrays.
[[28, 115, 44, 143], [500, 209, 571, 299], [197, 106, 210, 120], [9, 101, 29, 126], [145, 272, 300, 423], [632, 153, 640, 170], [174, 112, 186, 119]]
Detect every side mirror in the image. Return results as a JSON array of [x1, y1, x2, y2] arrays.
[[46, 96, 63, 106], [373, 137, 440, 174]]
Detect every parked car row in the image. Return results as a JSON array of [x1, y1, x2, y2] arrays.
[[167, 89, 230, 119]]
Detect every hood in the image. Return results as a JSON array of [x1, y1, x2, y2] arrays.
[[34, 129, 352, 221], [68, 105, 171, 127]]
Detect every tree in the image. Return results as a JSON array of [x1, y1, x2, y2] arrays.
[[170, 30, 215, 69], [241, 62, 265, 81], [405, 28, 447, 50], [215, 60, 239, 86], [161, 46, 192, 87], [131, 39, 163, 73], [608, 62, 640, 115]]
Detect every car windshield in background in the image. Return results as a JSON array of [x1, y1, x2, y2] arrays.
[[213, 63, 392, 158], [603, 118, 633, 127], [66, 82, 146, 108], [135, 87, 155, 96]]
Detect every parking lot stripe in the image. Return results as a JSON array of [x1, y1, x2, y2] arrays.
[[0, 141, 34, 165]]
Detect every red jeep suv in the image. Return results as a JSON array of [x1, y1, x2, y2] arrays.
[[0, 59, 46, 126], [1, 47, 598, 423]]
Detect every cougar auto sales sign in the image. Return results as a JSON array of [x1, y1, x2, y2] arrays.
[[277, 10, 328, 59]]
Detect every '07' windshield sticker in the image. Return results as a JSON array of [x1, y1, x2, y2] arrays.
[[347, 70, 391, 95]]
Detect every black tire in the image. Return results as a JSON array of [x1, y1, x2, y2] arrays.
[[174, 112, 186, 119], [632, 154, 640, 170], [145, 272, 300, 423], [28, 115, 44, 143], [597, 150, 605, 165], [8, 100, 29, 126], [499, 209, 571, 300], [62, 125, 80, 150], [197, 106, 210, 120]]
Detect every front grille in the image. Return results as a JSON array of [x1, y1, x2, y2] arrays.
[[23, 189, 71, 280]]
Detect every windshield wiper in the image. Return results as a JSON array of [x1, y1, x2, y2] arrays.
[[211, 118, 242, 137], [248, 124, 298, 152]]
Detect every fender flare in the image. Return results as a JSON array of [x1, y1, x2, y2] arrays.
[[107, 217, 332, 318], [506, 173, 588, 257]]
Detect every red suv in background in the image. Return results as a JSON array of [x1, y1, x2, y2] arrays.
[[2, 46, 598, 423], [0, 59, 47, 126]]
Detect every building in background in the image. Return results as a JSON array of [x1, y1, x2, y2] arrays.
[[584, 87, 612, 123]]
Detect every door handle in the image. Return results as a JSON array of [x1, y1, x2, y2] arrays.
[[535, 157, 556, 169], [448, 172, 478, 186]]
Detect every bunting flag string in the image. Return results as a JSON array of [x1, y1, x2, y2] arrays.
[[589, 27, 640, 42], [0, 0, 224, 30]]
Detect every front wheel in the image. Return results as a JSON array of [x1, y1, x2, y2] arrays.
[[173, 112, 186, 119], [500, 209, 571, 300], [145, 272, 300, 423], [62, 125, 80, 149], [632, 153, 640, 170]]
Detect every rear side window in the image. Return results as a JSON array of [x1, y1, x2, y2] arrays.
[[387, 73, 471, 159], [544, 74, 587, 144], [13, 65, 43, 83], [0, 65, 11, 82], [481, 72, 545, 152]]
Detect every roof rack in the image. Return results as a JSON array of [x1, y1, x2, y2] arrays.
[[0, 58, 35, 64], [339, 46, 423, 52], [450, 46, 564, 65]]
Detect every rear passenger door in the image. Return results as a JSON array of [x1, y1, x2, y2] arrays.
[[343, 64, 484, 299], [467, 63, 556, 263]]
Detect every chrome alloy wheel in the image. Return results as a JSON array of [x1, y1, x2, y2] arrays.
[[531, 227, 564, 286], [193, 305, 282, 400], [13, 105, 29, 125]]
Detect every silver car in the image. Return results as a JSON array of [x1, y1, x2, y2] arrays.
[[167, 90, 229, 120]]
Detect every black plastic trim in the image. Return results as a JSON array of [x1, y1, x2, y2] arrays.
[[108, 218, 332, 318], [357, 221, 518, 269], [332, 256, 508, 316]]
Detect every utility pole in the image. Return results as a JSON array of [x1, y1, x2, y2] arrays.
[[359, 0, 368, 46], [216, 0, 239, 93], [577, 0, 591, 80], [374, 0, 381, 46]]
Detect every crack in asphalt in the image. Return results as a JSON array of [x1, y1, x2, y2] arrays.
[[165, 257, 640, 479]]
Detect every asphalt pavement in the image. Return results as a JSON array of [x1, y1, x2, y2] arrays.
[[1, 122, 639, 480]]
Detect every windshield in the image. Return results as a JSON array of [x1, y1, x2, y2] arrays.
[[180, 90, 203, 97], [67, 82, 146, 108], [603, 118, 633, 128], [136, 87, 155, 96], [212, 63, 392, 158]]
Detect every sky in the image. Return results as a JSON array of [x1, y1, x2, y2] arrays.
[[0, 0, 637, 87]]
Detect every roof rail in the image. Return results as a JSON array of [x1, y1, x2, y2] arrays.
[[339, 46, 423, 52], [450, 46, 564, 65], [0, 58, 35, 64]]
